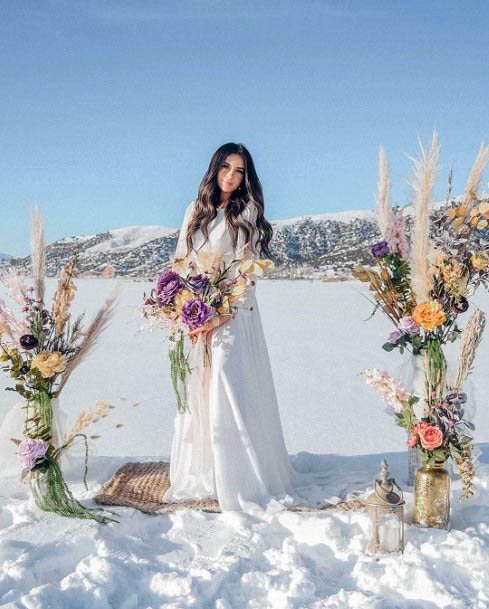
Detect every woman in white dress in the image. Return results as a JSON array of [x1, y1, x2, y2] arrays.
[[163, 143, 329, 515]]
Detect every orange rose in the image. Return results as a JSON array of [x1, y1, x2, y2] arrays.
[[412, 301, 446, 331]]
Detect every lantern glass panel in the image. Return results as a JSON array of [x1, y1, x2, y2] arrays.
[[367, 504, 404, 555]]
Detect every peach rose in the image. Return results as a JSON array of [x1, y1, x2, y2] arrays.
[[412, 301, 446, 331], [31, 351, 67, 378], [418, 425, 444, 451]]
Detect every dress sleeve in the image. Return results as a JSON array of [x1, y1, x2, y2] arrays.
[[237, 202, 261, 261], [174, 200, 195, 259]]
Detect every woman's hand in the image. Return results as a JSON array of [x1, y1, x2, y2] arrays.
[[188, 315, 233, 346]]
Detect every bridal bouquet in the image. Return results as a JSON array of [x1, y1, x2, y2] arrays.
[[0, 206, 118, 522], [142, 247, 273, 413], [357, 133, 488, 495]]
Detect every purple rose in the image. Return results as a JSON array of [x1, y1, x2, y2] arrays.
[[371, 241, 390, 258], [187, 274, 209, 294], [156, 270, 182, 304], [181, 299, 212, 328], [18, 438, 49, 470], [398, 316, 419, 335], [388, 329, 402, 344], [451, 297, 469, 314]]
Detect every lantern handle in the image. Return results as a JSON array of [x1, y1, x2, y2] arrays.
[[374, 479, 404, 505]]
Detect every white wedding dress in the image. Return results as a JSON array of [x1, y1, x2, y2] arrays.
[[162, 201, 335, 516]]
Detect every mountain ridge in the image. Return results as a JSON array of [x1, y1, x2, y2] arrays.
[[1, 197, 486, 280]]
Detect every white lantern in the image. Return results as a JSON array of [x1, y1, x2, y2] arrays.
[[366, 459, 405, 556]]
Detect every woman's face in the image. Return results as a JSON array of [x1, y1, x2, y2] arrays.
[[217, 154, 245, 195]]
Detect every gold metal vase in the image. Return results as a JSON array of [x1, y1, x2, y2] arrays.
[[412, 464, 450, 529]]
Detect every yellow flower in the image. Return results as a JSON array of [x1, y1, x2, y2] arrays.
[[238, 258, 274, 277], [195, 250, 224, 272], [171, 256, 186, 269], [437, 256, 468, 299], [228, 279, 248, 304], [412, 301, 447, 332], [471, 251, 489, 272], [174, 289, 197, 315], [216, 295, 231, 314], [478, 201, 489, 218], [31, 352, 68, 378]]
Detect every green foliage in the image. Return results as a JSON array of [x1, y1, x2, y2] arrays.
[[30, 457, 117, 524], [26, 391, 117, 524], [422, 448, 448, 467], [395, 395, 420, 431], [169, 331, 192, 414]]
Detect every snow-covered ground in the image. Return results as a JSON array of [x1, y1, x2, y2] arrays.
[[1, 279, 488, 609]]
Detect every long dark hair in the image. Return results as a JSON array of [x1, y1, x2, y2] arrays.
[[184, 142, 273, 258]]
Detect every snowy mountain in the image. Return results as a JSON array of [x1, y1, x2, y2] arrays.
[[1, 199, 485, 280], [0, 253, 12, 260]]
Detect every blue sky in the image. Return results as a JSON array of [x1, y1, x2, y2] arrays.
[[1, 0, 488, 255]]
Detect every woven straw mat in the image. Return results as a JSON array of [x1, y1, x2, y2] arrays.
[[94, 461, 364, 514]]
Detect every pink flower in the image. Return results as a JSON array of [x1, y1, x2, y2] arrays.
[[406, 434, 417, 447], [18, 438, 49, 470], [418, 425, 444, 451], [362, 369, 411, 413], [398, 316, 419, 335], [405, 422, 430, 448], [385, 208, 409, 258]]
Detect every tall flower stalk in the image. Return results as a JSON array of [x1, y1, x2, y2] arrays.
[[0, 208, 118, 522], [356, 134, 488, 498]]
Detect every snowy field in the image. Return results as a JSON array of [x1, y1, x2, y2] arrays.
[[1, 278, 489, 609]]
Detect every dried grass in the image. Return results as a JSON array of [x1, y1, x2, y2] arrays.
[[375, 145, 391, 238], [452, 309, 486, 391], [463, 143, 489, 205], [29, 204, 46, 303], [408, 131, 440, 302], [52, 260, 77, 335]]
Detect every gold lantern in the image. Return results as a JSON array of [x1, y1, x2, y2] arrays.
[[366, 459, 405, 556]]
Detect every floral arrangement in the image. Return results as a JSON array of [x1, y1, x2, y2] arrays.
[[355, 136, 488, 359], [142, 247, 273, 413], [362, 368, 477, 499], [358, 134, 488, 498], [0, 206, 118, 522]]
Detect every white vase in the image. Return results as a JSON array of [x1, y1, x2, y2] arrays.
[[50, 397, 62, 451], [407, 354, 426, 486]]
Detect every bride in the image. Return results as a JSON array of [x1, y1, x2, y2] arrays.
[[163, 142, 332, 515]]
